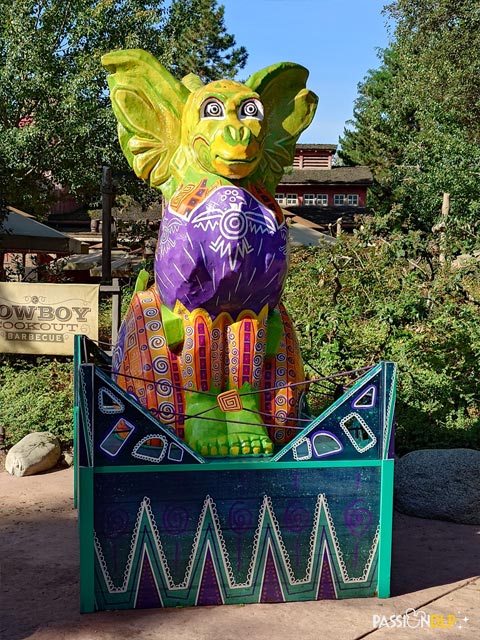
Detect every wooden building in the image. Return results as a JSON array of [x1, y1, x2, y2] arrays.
[[275, 144, 373, 232]]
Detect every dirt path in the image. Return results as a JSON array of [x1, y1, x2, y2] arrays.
[[1, 465, 479, 640]]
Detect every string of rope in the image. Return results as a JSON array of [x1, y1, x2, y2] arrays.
[[241, 407, 317, 424], [105, 364, 373, 399], [110, 369, 218, 396], [240, 365, 374, 396], [161, 409, 305, 430]]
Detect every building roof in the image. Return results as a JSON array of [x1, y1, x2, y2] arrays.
[[0, 208, 84, 253], [283, 205, 372, 231], [279, 166, 373, 185], [288, 223, 336, 247], [296, 143, 337, 151]]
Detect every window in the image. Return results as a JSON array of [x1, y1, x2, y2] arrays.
[[304, 194, 329, 206], [334, 194, 345, 206], [286, 193, 298, 205], [347, 194, 359, 206], [275, 193, 286, 205]]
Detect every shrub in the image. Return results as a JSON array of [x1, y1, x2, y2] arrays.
[[283, 235, 480, 455], [0, 356, 74, 448]]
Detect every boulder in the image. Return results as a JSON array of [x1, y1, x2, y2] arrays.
[[395, 448, 480, 525], [5, 432, 61, 477]]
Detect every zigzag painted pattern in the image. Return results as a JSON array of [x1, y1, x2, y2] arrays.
[[94, 493, 380, 609]]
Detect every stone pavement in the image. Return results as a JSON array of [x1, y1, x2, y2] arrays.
[[0, 467, 478, 640]]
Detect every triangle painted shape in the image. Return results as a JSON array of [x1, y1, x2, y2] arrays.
[[260, 543, 285, 603], [135, 547, 163, 609], [317, 544, 337, 600], [352, 384, 377, 409], [196, 544, 224, 606]]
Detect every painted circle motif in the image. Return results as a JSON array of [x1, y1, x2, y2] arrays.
[[344, 500, 372, 537], [146, 320, 162, 332], [144, 307, 158, 317], [253, 354, 263, 367], [162, 504, 189, 535], [219, 208, 248, 240], [228, 501, 254, 536], [153, 357, 169, 375], [283, 499, 310, 534], [149, 335, 165, 350], [158, 402, 175, 422], [156, 380, 172, 397], [103, 507, 129, 539]]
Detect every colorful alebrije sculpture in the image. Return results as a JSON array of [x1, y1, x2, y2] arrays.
[[102, 49, 318, 457]]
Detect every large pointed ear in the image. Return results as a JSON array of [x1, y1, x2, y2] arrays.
[[246, 62, 318, 193], [102, 49, 190, 190]]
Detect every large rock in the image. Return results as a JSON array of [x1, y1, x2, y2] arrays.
[[5, 432, 61, 477], [395, 448, 480, 524]]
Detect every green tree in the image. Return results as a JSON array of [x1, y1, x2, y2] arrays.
[[340, 1, 480, 251], [0, 0, 247, 216]]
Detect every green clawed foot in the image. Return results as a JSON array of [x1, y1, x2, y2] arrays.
[[184, 392, 228, 457], [226, 384, 274, 457], [226, 427, 274, 456]]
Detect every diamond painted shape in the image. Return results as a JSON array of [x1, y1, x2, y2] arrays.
[[99, 418, 135, 457], [340, 413, 377, 453], [217, 389, 242, 412]]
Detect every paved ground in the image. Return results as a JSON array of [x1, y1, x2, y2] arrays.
[[0, 467, 478, 640]]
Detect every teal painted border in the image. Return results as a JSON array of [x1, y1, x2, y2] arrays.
[[73, 406, 79, 509], [73, 335, 83, 508], [90, 458, 384, 474], [78, 467, 95, 613], [377, 459, 394, 597]]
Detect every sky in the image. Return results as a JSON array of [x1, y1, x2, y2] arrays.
[[221, 0, 392, 146]]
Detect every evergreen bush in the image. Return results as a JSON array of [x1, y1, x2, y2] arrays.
[[283, 235, 480, 455]]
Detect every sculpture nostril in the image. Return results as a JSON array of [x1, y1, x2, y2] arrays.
[[224, 125, 238, 145], [240, 127, 250, 143]]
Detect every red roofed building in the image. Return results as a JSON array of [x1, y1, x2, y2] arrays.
[[275, 144, 373, 231]]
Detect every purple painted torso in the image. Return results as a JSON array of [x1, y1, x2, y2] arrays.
[[154, 186, 288, 317]]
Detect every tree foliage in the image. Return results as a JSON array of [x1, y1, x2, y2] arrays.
[[283, 238, 480, 455], [0, 0, 247, 216], [340, 0, 480, 252]]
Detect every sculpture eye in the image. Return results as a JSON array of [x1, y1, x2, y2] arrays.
[[201, 98, 225, 119], [238, 99, 264, 121]]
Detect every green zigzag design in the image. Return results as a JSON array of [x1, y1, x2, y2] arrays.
[[93, 493, 380, 609]]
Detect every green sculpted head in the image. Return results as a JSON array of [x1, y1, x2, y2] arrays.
[[102, 49, 318, 199]]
